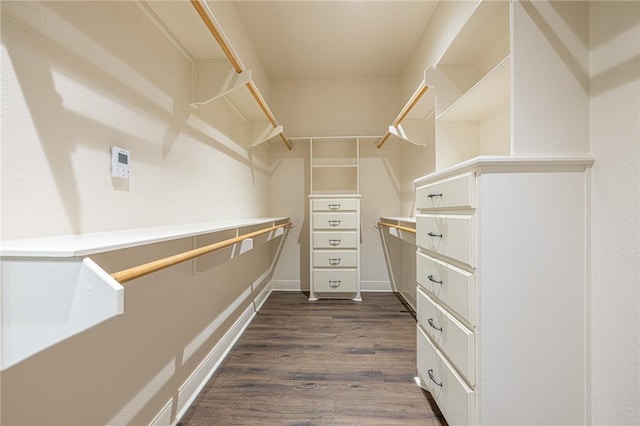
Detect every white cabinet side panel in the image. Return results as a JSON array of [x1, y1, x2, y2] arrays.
[[476, 172, 587, 425]]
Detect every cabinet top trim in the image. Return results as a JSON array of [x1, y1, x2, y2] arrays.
[[414, 155, 595, 186]]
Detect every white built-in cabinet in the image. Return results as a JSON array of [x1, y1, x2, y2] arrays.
[[384, 1, 595, 424], [414, 158, 592, 425], [304, 137, 372, 301]]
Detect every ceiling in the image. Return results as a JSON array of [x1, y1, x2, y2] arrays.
[[147, 1, 439, 81], [232, 1, 439, 80]]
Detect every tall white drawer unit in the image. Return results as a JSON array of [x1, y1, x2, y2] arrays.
[[309, 195, 361, 301], [414, 156, 593, 425], [306, 136, 370, 301]]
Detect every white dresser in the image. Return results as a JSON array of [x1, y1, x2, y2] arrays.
[[305, 136, 366, 301], [414, 156, 593, 425], [309, 195, 361, 301]]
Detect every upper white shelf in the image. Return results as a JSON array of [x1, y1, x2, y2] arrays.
[[0, 218, 290, 258], [438, 0, 510, 68], [438, 57, 510, 122], [141, 1, 291, 150]]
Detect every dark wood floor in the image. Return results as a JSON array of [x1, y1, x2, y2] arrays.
[[178, 292, 445, 425]]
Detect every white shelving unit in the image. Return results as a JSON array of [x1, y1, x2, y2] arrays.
[[141, 0, 290, 150], [0, 217, 289, 370], [399, 0, 593, 424], [310, 137, 360, 195], [306, 137, 369, 300], [434, 0, 510, 170]]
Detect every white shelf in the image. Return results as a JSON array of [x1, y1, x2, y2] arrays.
[[310, 137, 360, 195], [437, 57, 510, 122], [1, 217, 289, 370], [141, 1, 289, 149], [380, 216, 416, 224], [437, 0, 510, 69], [1, 218, 289, 258], [312, 159, 357, 167]]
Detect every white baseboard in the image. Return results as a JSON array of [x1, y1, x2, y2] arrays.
[[269, 279, 302, 291], [254, 283, 272, 311], [361, 280, 393, 292], [149, 399, 173, 426], [270, 280, 394, 293]]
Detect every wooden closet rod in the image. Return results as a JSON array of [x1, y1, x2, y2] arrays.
[[377, 222, 416, 234], [376, 84, 430, 149], [190, 0, 292, 151], [111, 222, 292, 284], [393, 84, 429, 127]]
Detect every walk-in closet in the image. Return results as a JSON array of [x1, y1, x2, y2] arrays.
[[1, 1, 638, 425]]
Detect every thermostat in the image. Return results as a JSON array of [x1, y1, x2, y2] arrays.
[[111, 146, 130, 179]]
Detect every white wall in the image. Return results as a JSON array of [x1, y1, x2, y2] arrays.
[[1, 2, 281, 425], [589, 2, 640, 424], [1, 1, 271, 241], [270, 77, 398, 138], [267, 78, 401, 290]]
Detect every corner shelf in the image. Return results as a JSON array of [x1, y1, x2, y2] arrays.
[[0, 217, 289, 370], [378, 216, 416, 246], [141, 0, 291, 150]]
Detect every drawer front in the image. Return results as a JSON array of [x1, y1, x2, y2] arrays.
[[417, 326, 475, 426], [313, 270, 357, 293], [416, 172, 475, 210], [417, 214, 475, 267], [417, 288, 475, 385], [416, 251, 476, 325], [313, 250, 358, 268], [313, 232, 358, 249], [313, 212, 358, 230], [312, 198, 358, 212]]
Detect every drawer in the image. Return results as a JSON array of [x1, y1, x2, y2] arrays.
[[416, 172, 475, 210], [313, 250, 357, 268], [313, 270, 357, 293], [313, 212, 358, 230], [417, 326, 475, 426], [417, 214, 475, 267], [416, 251, 476, 325], [312, 198, 358, 212], [313, 232, 358, 249], [417, 287, 475, 385]]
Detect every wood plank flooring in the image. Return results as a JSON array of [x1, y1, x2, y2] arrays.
[[178, 292, 445, 425]]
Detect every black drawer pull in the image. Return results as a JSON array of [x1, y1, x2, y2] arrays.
[[427, 318, 443, 332], [427, 193, 443, 198], [328, 204, 341, 210], [328, 258, 341, 266], [328, 220, 341, 227], [328, 280, 341, 288], [427, 369, 443, 387], [427, 275, 443, 285], [328, 239, 341, 246], [427, 232, 443, 238]]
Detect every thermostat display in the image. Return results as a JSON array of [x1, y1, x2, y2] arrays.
[[111, 146, 130, 179]]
